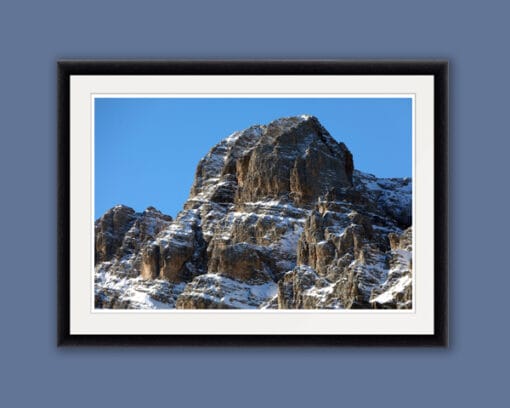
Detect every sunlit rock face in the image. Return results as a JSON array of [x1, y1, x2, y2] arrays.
[[94, 116, 412, 309]]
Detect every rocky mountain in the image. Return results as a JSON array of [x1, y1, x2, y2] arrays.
[[95, 115, 412, 310]]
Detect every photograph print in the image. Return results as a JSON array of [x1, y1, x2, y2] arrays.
[[94, 97, 413, 311]]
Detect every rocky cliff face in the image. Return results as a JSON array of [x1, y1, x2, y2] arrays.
[[95, 115, 412, 309]]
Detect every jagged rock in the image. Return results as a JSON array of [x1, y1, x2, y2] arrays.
[[204, 201, 306, 283], [370, 227, 413, 309], [175, 274, 276, 309], [278, 266, 326, 308], [94, 115, 412, 309], [235, 116, 353, 206], [95, 205, 173, 277], [140, 210, 207, 282], [286, 197, 389, 308], [207, 241, 271, 283], [187, 125, 264, 209], [94, 269, 186, 309], [95, 205, 137, 263], [354, 171, 412, 229]]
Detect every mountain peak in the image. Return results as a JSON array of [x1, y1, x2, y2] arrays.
[[188, 116, 353, 208], [95, 116, 412, 310]]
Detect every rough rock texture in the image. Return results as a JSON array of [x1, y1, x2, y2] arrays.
[[95, 206, 173, 277], [95, 270, 185, 309], [95, 115, 412, 309], [140, 210, 207, 282], [369, 227, 413, 309], [175, 274, 277, 309], [232, 116, 353, 206]]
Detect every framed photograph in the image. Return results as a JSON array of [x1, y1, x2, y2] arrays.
[[58, 60, 448, 346]]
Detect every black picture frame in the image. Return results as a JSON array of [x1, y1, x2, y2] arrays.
[[58, 60, 448, 347]]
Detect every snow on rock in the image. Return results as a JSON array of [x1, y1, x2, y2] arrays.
[[95, 269, 186, 309], [95, 116, 413, 309], [370, 227, 413, 309], [354, 170, 412, 229], [176, 274, 277, 309], [95, 205, 173, 277]]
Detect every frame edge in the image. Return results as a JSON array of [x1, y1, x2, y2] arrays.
[[57, 59, 449, 347]]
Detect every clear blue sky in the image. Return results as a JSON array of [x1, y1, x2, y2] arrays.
[[95, 97, 412, 218]]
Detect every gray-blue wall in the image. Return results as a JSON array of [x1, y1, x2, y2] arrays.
[[1, 1, 507, 406]]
